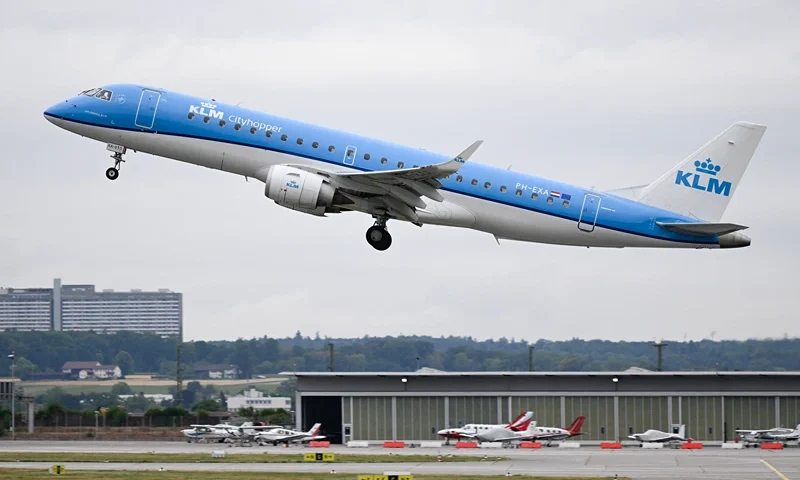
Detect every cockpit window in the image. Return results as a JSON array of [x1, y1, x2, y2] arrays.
[[79, 88, 101, 97], [95, 89, 113, 101]]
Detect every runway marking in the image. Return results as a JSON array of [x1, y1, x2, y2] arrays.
[[761, 458, 791, 480]]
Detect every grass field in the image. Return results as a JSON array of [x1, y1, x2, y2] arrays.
[[0, 453, 502, 464], [0, 470, 627, 480], [21, 378, 283, 396]]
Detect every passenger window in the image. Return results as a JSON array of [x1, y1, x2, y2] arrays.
[[456, 175, 463, 183], [547, 197, 554, 204], [531, 193, 538, 200], [500, 186, 507, 193], [381, 157, 388, 164], [203, 116, 210, 124], [328, 145, 335, 152], [484, 182, 491, 189], [312, 141, 319, 148], [234, 123, 241, 131], [250, 127, 257, 134], [562, 200, 569, 207], [219, 120, 226, 127], [364, 153, 371, 160], [515, 189, 522, 196], [266, 131, 272, 138], [297, 138, 304, 145], [281, 134, 288, 141], [188, 113, 194, 120], [348, 149, 355, 157], [397, 161, 404, 168], [471, 179, 478, 186]]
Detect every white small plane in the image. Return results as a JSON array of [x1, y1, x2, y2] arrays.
[[474, 415, 585, 444], [181, 422, 275, 443], [255, 423, 325, 446], [628, 425, 688, 444], [736, 424, 800, 445], [437, 411, 533, 444]]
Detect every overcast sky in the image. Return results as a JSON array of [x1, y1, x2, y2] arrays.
[[1, 1, 798, 343]]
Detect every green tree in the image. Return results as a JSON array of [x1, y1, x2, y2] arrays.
[[123, 394, 157, 413], [113, 350, 135, 376], [13, 356, 39, 379], [110, 382, 132, 396], [192, 399, 222, 412]]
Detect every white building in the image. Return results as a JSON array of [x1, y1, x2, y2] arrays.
[[227, 388, 291, 412], [119, 393, 173, 403], [61, 362, 122, 380]]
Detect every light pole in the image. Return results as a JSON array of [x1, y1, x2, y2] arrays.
[[8, 352, 15, 441], [401, 377, 408, 392], [94, 410, 99, 440], [612, 377, 619, 442]]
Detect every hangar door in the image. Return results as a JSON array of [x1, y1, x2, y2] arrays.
[[301, 396, 342, 444]]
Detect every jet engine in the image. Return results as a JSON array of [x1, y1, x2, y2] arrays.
[[264, 165, 336, 216]]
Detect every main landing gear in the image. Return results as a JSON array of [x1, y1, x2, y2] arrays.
[[105, 144, 127, 180], [366, 217, 392, 251]]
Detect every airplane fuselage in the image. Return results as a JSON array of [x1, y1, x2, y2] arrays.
[[43, 84, 751, 249]]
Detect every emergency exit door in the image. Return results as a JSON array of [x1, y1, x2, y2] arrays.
[[135, 89, 161, 129], [578, 194, 601, 232]]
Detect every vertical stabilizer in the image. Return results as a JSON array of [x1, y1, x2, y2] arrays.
[[635, 122, 766, 222]]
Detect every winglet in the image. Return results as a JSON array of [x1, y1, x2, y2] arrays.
[[439, 140, 483, 176], [456, 140, 483, 163]]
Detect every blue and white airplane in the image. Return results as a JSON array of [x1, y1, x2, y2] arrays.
[[44, 84, 765, 251]]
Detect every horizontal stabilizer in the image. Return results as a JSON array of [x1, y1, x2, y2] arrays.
[[656, 222, 748, 236]]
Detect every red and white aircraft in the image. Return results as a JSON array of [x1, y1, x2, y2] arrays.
[[475, 415, 586, 445], [437, 411, 533, 444]]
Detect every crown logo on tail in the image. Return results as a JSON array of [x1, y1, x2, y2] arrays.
[[694, 158, 721, 176]]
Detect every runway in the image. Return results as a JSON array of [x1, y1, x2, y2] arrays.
[[1, 441, 798, 479]]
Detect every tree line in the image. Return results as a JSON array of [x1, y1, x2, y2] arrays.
[[1, 330, 799, 379]]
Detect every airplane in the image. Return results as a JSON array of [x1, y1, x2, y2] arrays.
[[437, 411, 533, 444], [735, 424, 800, 446], [474, 415, 585, 445], [628, 424, 688, 445], [254, 423, 325, 446], [44, 84, 766, 251], [181, 422, 276, 444]]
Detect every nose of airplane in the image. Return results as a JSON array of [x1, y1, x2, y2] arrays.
[[43, 100, 75, 123]]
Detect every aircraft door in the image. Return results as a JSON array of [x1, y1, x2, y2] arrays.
[[135, 89, 162, 129], [577, 194, 601, 232], [343, 145, 357, 166]]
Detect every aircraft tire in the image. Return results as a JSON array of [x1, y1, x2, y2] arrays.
[[366, 226, 392, 251], [105, 167, 119, 180]]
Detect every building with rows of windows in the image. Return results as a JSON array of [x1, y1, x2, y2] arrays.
[[0, 278, 182, 338]]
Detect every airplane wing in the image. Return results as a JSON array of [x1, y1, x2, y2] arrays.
[[278, 140, 482, 224]]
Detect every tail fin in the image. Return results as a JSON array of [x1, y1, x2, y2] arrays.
[[678, 425, 686, 439], [308, 423, 322, 436], [507, 411, 534, 431], [619, 122, 766, 222], [565, 416, 585, 436]]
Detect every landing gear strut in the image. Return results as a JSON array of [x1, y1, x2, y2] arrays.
[[105, 144, 127, 180], [366, 217, 392, 251]]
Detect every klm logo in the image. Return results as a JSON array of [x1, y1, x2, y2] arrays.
[[675, 158, 732, 196], [188, 102, 224, 120], [286, 180, 300, 189]]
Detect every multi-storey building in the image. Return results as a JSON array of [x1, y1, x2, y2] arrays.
[[0, 278, 182, 337]]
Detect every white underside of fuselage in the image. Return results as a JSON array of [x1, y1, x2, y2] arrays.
[[53, 118, 713, 249]]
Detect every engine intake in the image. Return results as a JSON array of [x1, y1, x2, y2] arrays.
[[265, 165, 335, 216]]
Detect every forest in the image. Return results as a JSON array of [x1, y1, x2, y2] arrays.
[[1, 330, 799, 379]]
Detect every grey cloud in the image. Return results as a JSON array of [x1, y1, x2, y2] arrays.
[[1, 1, 798, 342]]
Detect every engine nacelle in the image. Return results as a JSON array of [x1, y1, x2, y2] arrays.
[[265, 165, 335, 216]]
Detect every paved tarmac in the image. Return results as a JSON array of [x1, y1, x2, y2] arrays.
[[0, 441, 798, 479]]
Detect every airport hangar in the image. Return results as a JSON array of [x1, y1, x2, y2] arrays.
[[284, 370, 800, 445]]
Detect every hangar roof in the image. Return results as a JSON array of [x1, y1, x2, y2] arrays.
[[280, 371, 800, 377]]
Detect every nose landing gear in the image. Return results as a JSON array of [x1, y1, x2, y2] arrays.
[[366, 216, 392, 251], [105, 144, 127, 180]]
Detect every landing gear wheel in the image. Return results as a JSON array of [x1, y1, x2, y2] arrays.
[[366, 226, 392, 251], [105, 167, 119, 180]]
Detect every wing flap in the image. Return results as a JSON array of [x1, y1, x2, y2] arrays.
[[657, 222, 748, 236]]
